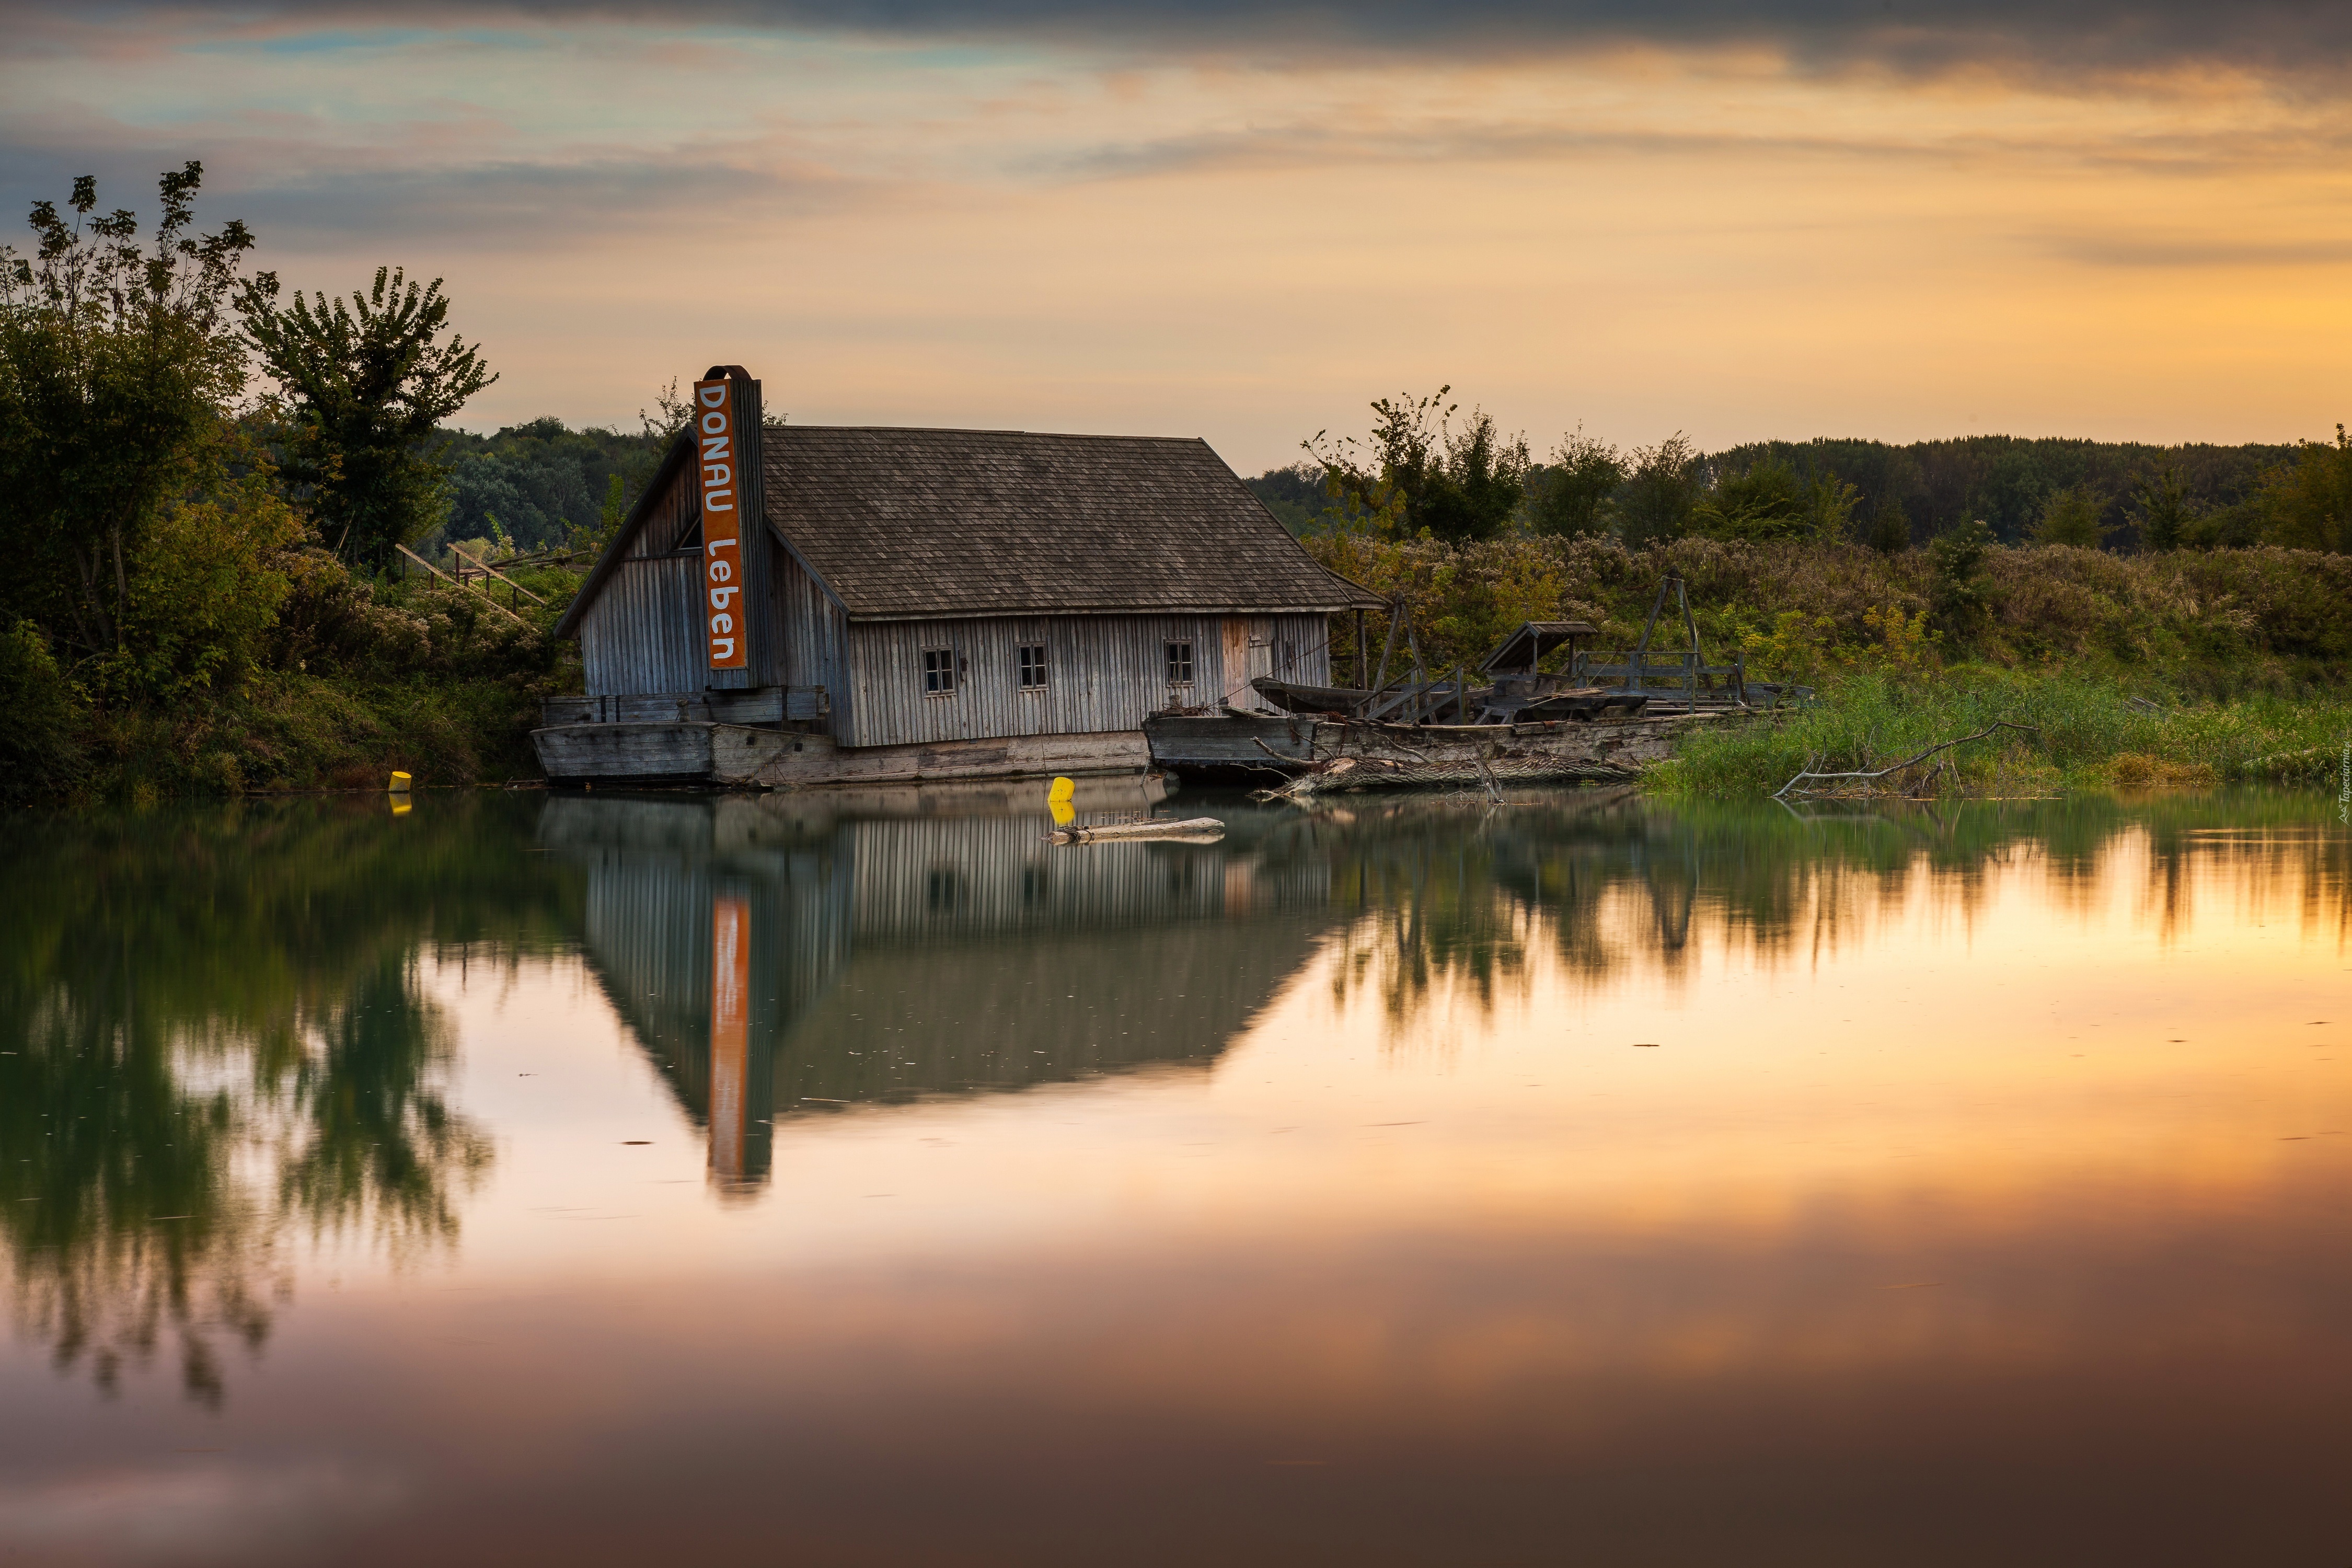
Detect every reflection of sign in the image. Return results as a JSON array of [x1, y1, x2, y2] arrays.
[[709, 895, 750, 1180], [694, 378, 747, 670]]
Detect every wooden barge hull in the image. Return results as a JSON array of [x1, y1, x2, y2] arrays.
[[531, 700, 1710, 794], [1144, 712, 1708, 790], [532, 722, 1150, 789]]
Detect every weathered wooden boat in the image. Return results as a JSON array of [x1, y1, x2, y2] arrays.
[[1149, 603, 1730, 791], [1144, 709, 1715, 790], [1249, 674, 1647, 725]]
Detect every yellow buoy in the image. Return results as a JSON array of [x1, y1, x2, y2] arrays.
[[1047, 776, 1075, 803], [389, 770, 412, 792], [1046, 775, 1076, 827]]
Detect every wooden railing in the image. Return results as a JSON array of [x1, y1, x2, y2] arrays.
[[1572, 651, 1748, 706]]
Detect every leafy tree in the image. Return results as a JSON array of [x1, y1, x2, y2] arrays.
[[1307, 387, 1529, 544], [2131, 457, 2193, 551], [1617, 433, 1700, 547], [1929, 517, 1996, 628], [640, 376, 693, 442], [1865, 495, 1913, 555], [1422, 410, 1530, 543], [0, 619, 83, 803], [2262, 425, 2352, 552], [1243, 462, 1327, 534], [1527, 428, 1623, 538], [2030, 485, 2110, 547], [239, 266, 495, 570], [1693, 455, 1807, 541], [0, 163, 259, 664], [1804, 472, 1861, 542]]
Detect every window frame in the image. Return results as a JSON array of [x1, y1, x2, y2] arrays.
[[923, 646, 959, 697], [1017, 641, 1050, 692], [1164, 639, 1195, 688]]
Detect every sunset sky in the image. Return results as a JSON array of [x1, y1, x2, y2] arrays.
[[6, 2, 2350, 470]]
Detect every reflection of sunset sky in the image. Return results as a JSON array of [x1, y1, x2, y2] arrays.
[[6, 802, 2348, 1564], [412, 821, 2349, 1283]]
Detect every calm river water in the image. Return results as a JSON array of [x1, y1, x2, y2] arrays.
[[3, 782, 2348, 1565]]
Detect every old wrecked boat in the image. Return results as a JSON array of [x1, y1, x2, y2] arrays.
[[1145, 596, 1779, 793]]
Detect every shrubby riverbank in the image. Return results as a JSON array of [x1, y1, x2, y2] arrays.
[[2, 553, 581, 808], [1652, 673, 2350, 797], [11, 530, 2346, 806], [1302, 532, 2352, 797]]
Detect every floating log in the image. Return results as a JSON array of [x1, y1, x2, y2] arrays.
[[1052, 816, 1226, 844]]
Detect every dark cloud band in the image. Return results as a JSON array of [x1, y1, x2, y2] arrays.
[[10, 1, 2352, 75]]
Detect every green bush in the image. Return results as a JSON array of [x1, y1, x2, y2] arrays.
[[0, 619, 85, 806]]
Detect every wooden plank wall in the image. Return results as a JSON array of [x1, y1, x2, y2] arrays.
[[776, 548, 854, 741], [581, 553, 705, 697], [837, 611, 1328, 749], [580, 404, 781, 696]]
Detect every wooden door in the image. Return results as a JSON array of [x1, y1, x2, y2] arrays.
[[1222, 616, 1252, 710]]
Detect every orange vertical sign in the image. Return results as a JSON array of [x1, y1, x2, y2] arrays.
[[708, 894, 750, 1182], [694, 377, 748, 670]]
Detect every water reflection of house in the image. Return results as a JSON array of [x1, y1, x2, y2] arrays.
[[539, 786, 1334, 1195]]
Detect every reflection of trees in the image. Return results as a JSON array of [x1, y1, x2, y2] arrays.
[[1306, 788, 2351, 1031], [1321, 805, 1530, 1027], [0, 798, 556, 1407]]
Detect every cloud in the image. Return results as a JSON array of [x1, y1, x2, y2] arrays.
[[236, 155, 870, 247], [0, 90, 872, 252], [2037, 232, 2352, 270], [14, 0, 2352, 80]]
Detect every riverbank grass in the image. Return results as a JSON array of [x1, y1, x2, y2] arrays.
[[1653, 670, 2352, 797]]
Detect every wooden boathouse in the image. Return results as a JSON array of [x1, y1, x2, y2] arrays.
[[536, 367, 1380, 787]]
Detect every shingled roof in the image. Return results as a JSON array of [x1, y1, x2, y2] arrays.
[[763, 426, 1379, 620]]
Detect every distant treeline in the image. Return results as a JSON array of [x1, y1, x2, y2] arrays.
[[439, 407, 2326, 560], [428, 419, 666, 557], [1700, 435, 2292, 549], [1248, 389, 2343, 554]]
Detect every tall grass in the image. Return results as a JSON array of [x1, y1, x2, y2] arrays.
[[1654, 669, 2352, 797]]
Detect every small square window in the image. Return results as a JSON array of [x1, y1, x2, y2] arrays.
[[1165, 640, 1194, 686], [1017, 642, 1048, 690], [923, 648, 958, 696]]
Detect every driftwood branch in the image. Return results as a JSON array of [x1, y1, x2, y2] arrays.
[[1472, 743, 1505, 805], [1772, 721, 2042, 800]]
